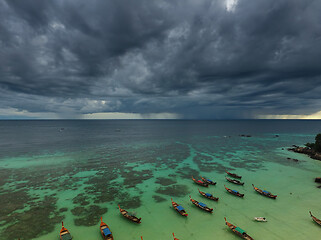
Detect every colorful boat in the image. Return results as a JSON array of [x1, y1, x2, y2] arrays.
[[198, 188, 219, 201], [100, 217, 113, 240], [252, 184, 277, 199], [224, 217, 254, 239], [118, 205, 141, 223], [192, 176, 208, 187], [309, 211, 321, 226], [59, 222, 72, 240], [201, 176, 217, 185], [173, 233, 179, 240], [224, 185, 244, 198], [225, 170, 242, 179], [189, 196, 213, 213], [226, 177, 244, 185], [171, 198, 188, 216]]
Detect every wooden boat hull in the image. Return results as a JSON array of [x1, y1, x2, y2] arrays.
[[118, 205, 141, 223], [226, 170, 242, 179], [171, 198, 188, 217], [310, 211, 321, 226], [189, 196, 213, 213], [198, 189, 219, 201], [252, 184, 277, 199], [224, 218, 254, 240], [224, 185, 244, 197], [192, 176, 208, 187], [201, 177, 217, 185], [226, 177, 244, 185]]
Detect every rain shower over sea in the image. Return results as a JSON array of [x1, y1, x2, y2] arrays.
[[0, 120, 321, 240]]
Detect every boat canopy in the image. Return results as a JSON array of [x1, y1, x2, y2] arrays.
[[232, 190, 239, 194], [205, 193, 212, 197], [103, 228, 112, 236], [177, 205, 184, 211], [207, 179, 213, 182], [263, 190, 270, 194], [235, 227, 246, 234], [198, 202, 207, 207], [198, 180, 203, 183]]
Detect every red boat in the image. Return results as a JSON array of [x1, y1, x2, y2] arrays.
[[192, 176, 209, 187]]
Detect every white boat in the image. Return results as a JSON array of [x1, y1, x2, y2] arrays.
[[254, 217, 267, 222]]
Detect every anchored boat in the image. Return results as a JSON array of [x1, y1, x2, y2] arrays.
[[171, 198, 188, 216], [189, 196, 213, 213], [59, 222, 72, 240], [118, 205, 141, 223], [100, 217, 113, 240], [226, 177, 244, 185], [224, 185, 244, 198], [224, 217, 254, 240], [225, 170, 242, 179], [252, 184, 277, 199], [201, 176, 217, 185], [192, 176, 209, 187], [254, 217, 267, 222], [198, 188, 219, 201]]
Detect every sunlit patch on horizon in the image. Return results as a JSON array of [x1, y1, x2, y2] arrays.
[[257, 110, 321, 119], [82, 112, 181, 119]]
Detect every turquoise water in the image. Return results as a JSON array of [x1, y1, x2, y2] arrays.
[[0, 120, 321, 240]]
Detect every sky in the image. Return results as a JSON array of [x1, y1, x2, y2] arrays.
[[0, 0, 321, 119]]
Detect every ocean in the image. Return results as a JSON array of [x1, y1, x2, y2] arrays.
[[0, 120, 321, 240]]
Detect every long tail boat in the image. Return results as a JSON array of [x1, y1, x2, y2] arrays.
[[252, 184, 277, 199], [192, 176, 208, 187], [118, 205, 141, 223], [198, 188, 219, 201], [226, 177, 244, 185], [224, 185, 244, 198], [201, 176, 217, 185], [100, 217, 113, 240], [309, 211, 321, 226], [224, 217, 254, 240], [171, 198, 188, 216], [60, 222, 72, 240], [189, 196, 213, 213], [225, 170, 242, 179], [173, 233, 179, 240]]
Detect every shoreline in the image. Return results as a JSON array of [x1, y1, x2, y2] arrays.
[[288, 146, 321, 161]]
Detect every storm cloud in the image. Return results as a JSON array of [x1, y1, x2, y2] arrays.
[[0, 0, 321, 119]]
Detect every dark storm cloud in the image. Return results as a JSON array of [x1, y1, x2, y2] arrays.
[[0, 0, 321, 118]]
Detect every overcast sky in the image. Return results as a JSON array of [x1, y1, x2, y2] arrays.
[[0, 0, 321, 119]]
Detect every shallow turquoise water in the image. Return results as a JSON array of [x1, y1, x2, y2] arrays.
[[0, 120, 321, 240]]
